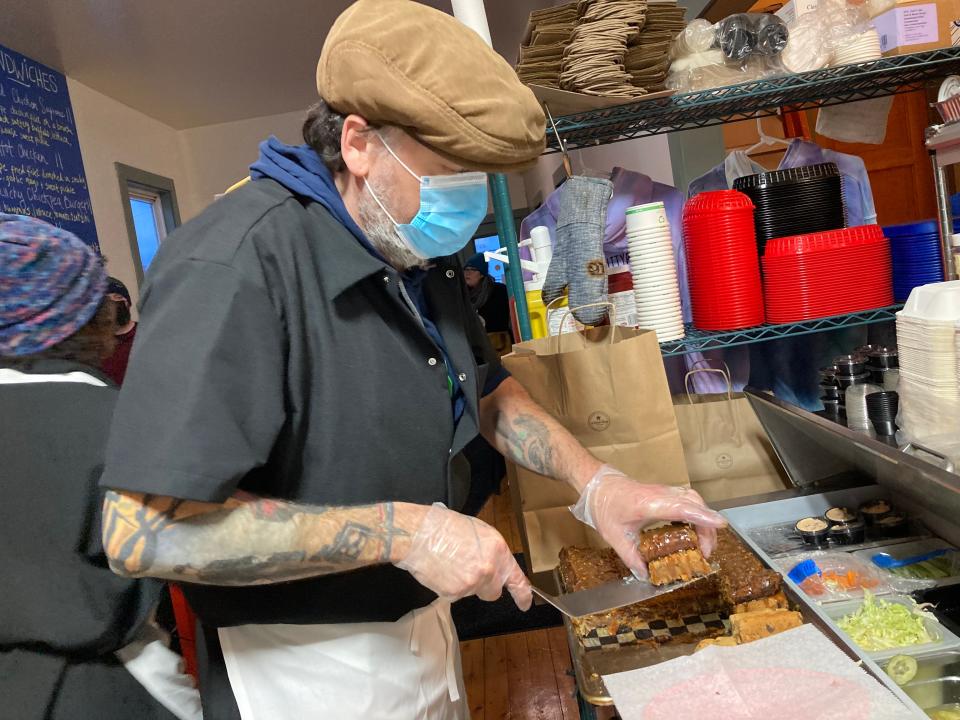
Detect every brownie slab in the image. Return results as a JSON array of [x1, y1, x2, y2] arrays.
[[558, 527, 790, 649], [558, 546, 724, 640]]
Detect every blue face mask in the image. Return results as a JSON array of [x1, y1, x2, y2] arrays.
[[365, 133, 488, 260]]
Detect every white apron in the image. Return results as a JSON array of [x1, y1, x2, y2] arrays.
[[218, 598, 467, 720], [116, 621, 203, 720]]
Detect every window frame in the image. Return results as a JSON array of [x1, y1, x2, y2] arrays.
[[116, 163, 181, 286]]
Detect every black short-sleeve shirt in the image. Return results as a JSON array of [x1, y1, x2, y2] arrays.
[[100, 178, 506, 627]]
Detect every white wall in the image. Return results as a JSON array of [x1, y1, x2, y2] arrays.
[[521, 135, 675, 210], [177, 109, 531, 220], [176, 110, 304, 219], [68, 78, 189, 305]]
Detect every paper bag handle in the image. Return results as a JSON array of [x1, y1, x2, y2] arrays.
[[683, 363, 734, 404], [553, 302, 617, 350], [682, 363, 743, 450]]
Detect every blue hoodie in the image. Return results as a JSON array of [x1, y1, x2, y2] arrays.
[[250, 136, 386, 261]]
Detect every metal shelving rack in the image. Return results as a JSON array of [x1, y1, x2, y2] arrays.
[[489, 47, 960, 349], [547, 48, 960, 150], [658, 305, 903, 356]]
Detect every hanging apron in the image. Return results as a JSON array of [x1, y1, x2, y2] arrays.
[[218, 598, 467, 720], [116, 621, 203, 720]]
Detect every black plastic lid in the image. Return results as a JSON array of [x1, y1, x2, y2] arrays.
[[733, 162, 841, 190]]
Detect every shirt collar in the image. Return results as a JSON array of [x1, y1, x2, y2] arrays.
[[304, 200, 439, 299]]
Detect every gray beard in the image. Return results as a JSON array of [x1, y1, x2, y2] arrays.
[[357, 185, 426, 271]]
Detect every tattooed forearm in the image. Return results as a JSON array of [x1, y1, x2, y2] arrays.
[[495, 414, 556, 477], [102, 490, 417, 586], [481, 376, 603, 492]]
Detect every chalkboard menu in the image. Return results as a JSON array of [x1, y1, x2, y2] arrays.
[[0, 43, 99, 251]]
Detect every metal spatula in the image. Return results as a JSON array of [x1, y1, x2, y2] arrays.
[[531, 568, 718, 618]]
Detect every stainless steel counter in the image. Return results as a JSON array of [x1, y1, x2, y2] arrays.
[[567, 391, 960, 717]]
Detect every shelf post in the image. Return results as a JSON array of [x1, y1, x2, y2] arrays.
[[932, 152, 958, 280], [488, 173, 532, 341]]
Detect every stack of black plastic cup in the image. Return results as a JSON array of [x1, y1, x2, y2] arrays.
[[733, 163, 845, 256], [866, 391, 899, 437]]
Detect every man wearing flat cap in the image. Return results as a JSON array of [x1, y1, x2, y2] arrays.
[[100, 0, 724, 717]]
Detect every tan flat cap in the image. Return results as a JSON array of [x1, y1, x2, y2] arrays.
[[318, 0, 546, 173]]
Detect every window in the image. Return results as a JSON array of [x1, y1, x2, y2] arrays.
[[116, 163, 181, 285], [128, 186, 166, 272]]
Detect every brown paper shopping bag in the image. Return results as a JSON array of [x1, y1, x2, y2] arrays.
[[674, 366, 789, 505], [502, 319, 690, 573]]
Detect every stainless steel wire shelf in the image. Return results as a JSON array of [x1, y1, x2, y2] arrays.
[[546, 48, 960, 151], [658, 305, 902, 356]]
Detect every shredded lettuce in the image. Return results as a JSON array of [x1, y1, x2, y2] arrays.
[[837, 590, 934, 651]]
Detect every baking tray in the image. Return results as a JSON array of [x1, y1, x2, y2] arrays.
[[563, 533, 867, 706]]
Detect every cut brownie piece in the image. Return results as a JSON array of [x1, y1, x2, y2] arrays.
[[639, 523, 700, 563], [639, 523, 712, 587], [647, 548, 713, 586], [733, 590, 789, 615], [730, 609, 803, 643]]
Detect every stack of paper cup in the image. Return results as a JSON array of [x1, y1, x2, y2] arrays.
[[625, 201, 685, 342]]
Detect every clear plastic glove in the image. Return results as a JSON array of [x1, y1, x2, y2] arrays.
[[396, 503, 533, 611], [571, 465, 727, 580]]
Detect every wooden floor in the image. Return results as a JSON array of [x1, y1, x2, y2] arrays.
[[463, 488, 581, 720]]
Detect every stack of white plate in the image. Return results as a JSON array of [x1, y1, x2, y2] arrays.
[[832, 28, 882, 66], [625, 201, 685, 343], [896, 281, 960, 444]]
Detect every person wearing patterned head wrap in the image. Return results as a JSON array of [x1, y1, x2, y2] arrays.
[[0, 214, 201, 720]]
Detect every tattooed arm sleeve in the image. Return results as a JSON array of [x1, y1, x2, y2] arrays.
[[478, 376, 602, 492], [101, 490, 427, 586]]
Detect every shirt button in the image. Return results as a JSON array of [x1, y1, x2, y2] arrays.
[[383, 275, 390, 283], [445, 269, 455, 279], [428, 357, 438, 366], [458, 372, 467, 382]]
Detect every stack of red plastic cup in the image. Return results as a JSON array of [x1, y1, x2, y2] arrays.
[[762, 225, 893, 323], [683, 190, 765, 331]]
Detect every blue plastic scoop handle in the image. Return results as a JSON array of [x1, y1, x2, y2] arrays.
[[871, 548, 949, 569]]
